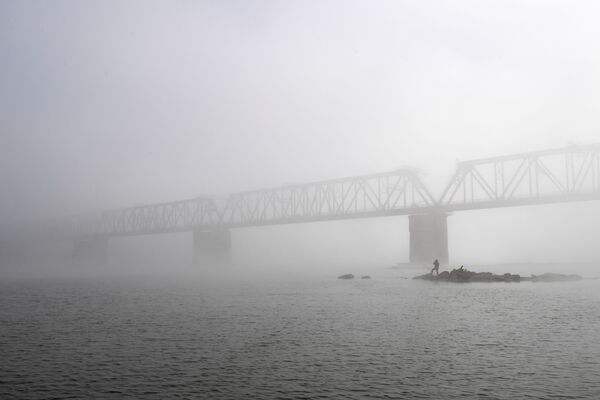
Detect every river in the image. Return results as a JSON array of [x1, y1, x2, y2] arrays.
[[1, 265, 599, 399]]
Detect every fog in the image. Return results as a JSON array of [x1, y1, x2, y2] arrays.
[[1, 1, 600, 276], [4, 4, 600, 399]]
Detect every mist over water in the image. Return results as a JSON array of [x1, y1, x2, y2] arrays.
[[2, 1, 600, 398]]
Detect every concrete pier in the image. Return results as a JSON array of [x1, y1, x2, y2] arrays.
[[193, 230, 231, 266], [408, 213, 448, 265], [72, 237, 108, 266]]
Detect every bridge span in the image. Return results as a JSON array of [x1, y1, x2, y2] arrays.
[[63, 143, 600, 266]]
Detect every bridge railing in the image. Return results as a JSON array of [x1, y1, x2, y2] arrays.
[[439, 143, 600, 210]]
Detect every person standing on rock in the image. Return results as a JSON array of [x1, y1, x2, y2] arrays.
[[431, 259, 440, 275]]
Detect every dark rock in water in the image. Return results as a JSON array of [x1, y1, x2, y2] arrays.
[[414, 268, 520, 283], [414, 268, 583, 283], [361, 275, 371, 279], [338, 274, 354, 279]]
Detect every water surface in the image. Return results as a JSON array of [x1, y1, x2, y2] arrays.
[[1, 268, 599, 399]]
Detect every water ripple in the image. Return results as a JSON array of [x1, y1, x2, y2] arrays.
[[1, 276, 600, 399]]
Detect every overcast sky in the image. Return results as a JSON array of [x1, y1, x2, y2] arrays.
[[1, 1, 600, 264]]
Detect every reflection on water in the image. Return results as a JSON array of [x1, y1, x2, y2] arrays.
[[1, 268, 600, 399]]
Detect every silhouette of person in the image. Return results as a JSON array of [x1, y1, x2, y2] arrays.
[[431, 259, 440, 275]]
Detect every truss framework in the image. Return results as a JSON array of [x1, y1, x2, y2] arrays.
[[51, 143, 600, 239], [439, 143, 600, 210], [59, 197, 222, 238], [219, 170, 436, 227], [59, 170, 436, 238]]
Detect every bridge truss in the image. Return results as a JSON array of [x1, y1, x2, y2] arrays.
[[439, 143, 600, 210], [49, 143, 600, 239], [60, 169, 436, 238], [58, 197, 222, 238], [219, 170, 436, 227]]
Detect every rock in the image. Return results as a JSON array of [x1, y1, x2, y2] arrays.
[[338, 274, 354, 279], [438, 271, 450, 279], [413, 268, 583, 284], [473, 272, 494, 281], [414, 268, 522, 283], [361, 275, 371, 279], [449, 269, 473, 282]]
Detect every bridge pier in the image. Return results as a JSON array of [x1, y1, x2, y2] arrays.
[[72, 237, 108, 266], [193, 230, 231, 267], [408, 213, 448, 266]]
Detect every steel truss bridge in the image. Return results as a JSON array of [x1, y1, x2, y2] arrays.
[[59, 143, 600, 239], [440, 143, 600, 211], [45, 143, 599, 266], [65, 170, 436, 237]]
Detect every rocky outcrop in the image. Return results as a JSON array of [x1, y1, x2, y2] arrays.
[[438, 271, 450, 279], [414, 268, 584, 283], [338, 274, 354, 279], [414, 268, 520, 282]]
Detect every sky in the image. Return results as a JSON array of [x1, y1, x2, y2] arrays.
[[1, 1, 600, 266]]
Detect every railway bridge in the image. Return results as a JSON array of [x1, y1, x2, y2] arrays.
[[57, 143, 600, 266]]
